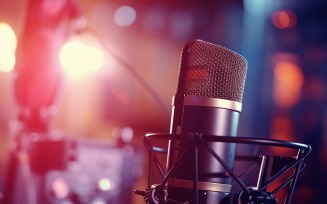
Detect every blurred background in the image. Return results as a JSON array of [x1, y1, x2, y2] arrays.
[[0, 0, 326, 203]]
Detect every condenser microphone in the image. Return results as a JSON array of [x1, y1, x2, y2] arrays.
[[166, 39, 247, 203]]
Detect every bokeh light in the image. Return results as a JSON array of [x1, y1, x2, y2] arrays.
[[59, 40, 104, 79], [271, 115, 293, 141], [91, 198, 107, 204], [114, 6, 137, 27], [51, 178, 70, 199], [0, 22, 17, 72], [271, 10, 297, 29], [273, 61, 304, 108], [98, 178, 112, 191]]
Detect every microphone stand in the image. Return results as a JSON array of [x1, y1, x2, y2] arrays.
[[136, 133, 311, 204]]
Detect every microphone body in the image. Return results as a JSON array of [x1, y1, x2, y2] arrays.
[[166, 40, 247, 203], [167, 97, 241, 203]]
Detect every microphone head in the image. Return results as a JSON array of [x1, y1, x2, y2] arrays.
[[176, 39, 247, 103]]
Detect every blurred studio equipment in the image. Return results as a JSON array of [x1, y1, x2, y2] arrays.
[[2, 1, 141, 204], [135, 39, 311, 204]]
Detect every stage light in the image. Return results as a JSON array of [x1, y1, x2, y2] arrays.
[[0, 22, 17, 72], [114, 6, 137, 27], [59, 40, 104, 79]]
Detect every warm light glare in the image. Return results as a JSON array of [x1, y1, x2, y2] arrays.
[[59, 40, 104, 78], [114, 6, 137, 27], [272, 10, 297, 29], [273, 61, 304, 108], [0, 22, 17, 72]]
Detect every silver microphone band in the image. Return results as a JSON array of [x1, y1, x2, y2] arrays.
[[173, 96, 242, 112], [168, 178, 232, 193]]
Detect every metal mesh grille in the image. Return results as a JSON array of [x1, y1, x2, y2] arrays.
[[176, 39, 247, 103]]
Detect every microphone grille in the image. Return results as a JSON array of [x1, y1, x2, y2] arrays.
[[176, 39, 247, 103]]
